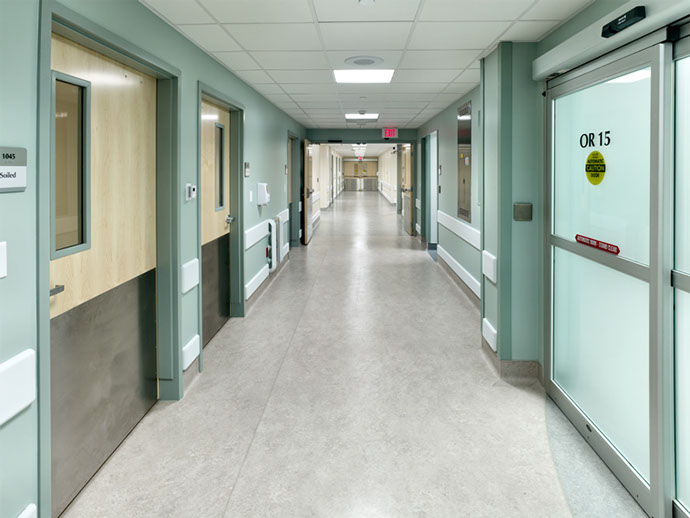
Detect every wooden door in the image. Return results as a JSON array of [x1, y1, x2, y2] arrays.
[[200, 98, 231, 346], [49, 33, 158, 517]]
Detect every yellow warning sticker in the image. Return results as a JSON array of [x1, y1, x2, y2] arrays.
[[585, 151, 606, 185]]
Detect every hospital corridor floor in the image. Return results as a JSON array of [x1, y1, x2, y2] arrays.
[[63, 192, 646, 518]]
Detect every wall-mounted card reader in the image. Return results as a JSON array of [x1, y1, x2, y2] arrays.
[[257, 183, 270, 206], [513, 202, 533, 222]]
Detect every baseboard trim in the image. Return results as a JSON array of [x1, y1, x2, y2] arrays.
[[437, 254, 480, 309], [481, 339, 541, 385], [245, 255, 289, 315]]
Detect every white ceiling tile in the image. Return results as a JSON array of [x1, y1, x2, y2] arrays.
[[398, 50, 480, 69], [268, 70, 334, 83], [237, 70, 274, 83], [335, 84, 391, 95], [178, 24, 241, 51], [295, 101, 340, 109], [522, 0, 593, 21], [500, 20, 559, 41], [265, 94, 293, 103], [327, 50, 403, 69], [253, 83, 285, 95], [198, 0, 313, 23], [320, 22, 413, 50], [291, 94, 340, 102], [409, 22, 511, 49], [433, 92, 463, 103], [224, 23, 321, 50], [420, 0, 534, 21], [142, 0, 214, 24], [251, 51, 329, 70], [388, 83, 448, 93], [444, 82, 476, 94], [455, 69, 481, 83], [214, 51, 260, 70], [281, 83, 338, 94], [467, 60, 481, 69], [313, 0, 421, 22], [393, 69, 460, 83]]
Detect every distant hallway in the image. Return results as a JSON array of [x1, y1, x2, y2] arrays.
[[64, 192, 643, 517]]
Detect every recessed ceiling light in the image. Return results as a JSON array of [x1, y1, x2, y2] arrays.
[[457, 114, 471, 120], [334, 70, 394, 84], [201, 113, 219, 121], [345, 113, 379, 120]]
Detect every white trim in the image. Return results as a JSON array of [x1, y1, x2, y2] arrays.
[[438, 245, 481, 298], [181, 258, 199, 295], [245, 220, 269, 250], [281, 242, 290, 261], [415, 223, 421, 235], [437, 210, 481, 250], [482, 250, 497, 284], [299, 229, 303, 239], [482, 318, 498, 352], [312, 210, 321, 225], [277, 208, 289, 224], [415, 198, 421, 210], [245, 264, 269, 300], [182, 335, 200, 371], [299, 201, 302, 212], [18, 504, 37, 518], [312, 191, 321, 203], [380, 188, 396, 204], [379, 179, 395, 191], [0, 349, 36, 427]]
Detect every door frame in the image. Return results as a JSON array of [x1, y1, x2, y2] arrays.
[[423, 129, 440, 247], [543, 41, 675, 518], [288, 132, 300, 248], [37, 1, 182, 514], [196, 82, 246, 372]]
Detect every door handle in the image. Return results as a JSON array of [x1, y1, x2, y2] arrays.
[[225, 215, 235, 224], [50, 285, 65, 297]]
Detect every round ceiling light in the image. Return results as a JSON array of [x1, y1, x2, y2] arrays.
[[345, 55, 384, 67]]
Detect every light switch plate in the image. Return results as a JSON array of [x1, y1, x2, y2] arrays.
[[0, 241, 7, 279]]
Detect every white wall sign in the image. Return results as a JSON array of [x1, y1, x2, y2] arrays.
[[0, 147, 27, 193]]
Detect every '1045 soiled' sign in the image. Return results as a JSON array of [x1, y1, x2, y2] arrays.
[[0, 147, 27, 193]]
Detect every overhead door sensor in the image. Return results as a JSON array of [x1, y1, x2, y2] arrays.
[[602, 6, 646, 38]]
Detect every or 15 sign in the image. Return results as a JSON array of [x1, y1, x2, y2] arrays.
[[382, 128, 398, 138]]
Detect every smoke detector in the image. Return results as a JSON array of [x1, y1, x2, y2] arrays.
[[344, 55, 384, 67]]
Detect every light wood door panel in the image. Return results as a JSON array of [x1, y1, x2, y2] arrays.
[[201, 98, 231, 245], [50, 34, 157, 318]]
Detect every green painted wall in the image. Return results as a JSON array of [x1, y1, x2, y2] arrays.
[[482, 43, 544, 362], [482, 49, 500, 336], [56, 0, 305, 363], [415, 86, 483, 288], [0, 1, 40, 516]]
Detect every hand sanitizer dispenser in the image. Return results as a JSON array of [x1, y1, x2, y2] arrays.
[[257, 183, 270, 206]]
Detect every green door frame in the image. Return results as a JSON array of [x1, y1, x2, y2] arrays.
[[196, 82, 246, 373], [37, 1, 182, 513]]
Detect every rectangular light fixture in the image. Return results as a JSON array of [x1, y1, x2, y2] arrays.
[[334, 69, 394, 84], [345, 113, 379, 120], [201, 113, 219, 121], [457, 114, 471, 120]]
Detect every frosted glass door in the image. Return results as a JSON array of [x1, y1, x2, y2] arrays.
[[550, 64, 654, 483], [675, 54, 690, 511]]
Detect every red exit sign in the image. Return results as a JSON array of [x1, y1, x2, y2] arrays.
[[382, 128, 398, 138]]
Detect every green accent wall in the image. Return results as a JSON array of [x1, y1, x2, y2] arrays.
[[0, 1, 40, 517], [415, 86, 483, 288], [55, 0, 305, 372]]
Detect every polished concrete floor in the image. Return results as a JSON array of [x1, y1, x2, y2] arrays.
[[64, 192, 645, 517]]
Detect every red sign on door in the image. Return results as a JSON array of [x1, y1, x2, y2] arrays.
[[575, 234, 620, 255]]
